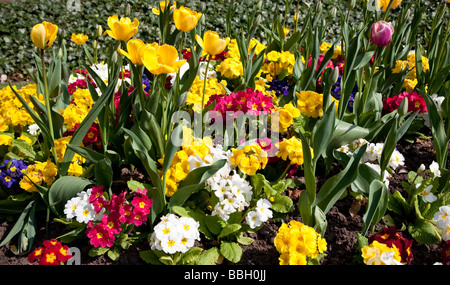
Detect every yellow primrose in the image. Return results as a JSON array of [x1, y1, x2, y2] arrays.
[[118, 39, 157, 66], [71, 33, 88, 45], [272, 102, 300, 133], [143, 44, 186, 75], [274, 220, 326, 265], [152, 1, 177, 15], [195, 30, 230, 56], [229, 144, 268, 176], [174, 6, 202, 32], [30, 21, 58, 50], [0, 134, 13, 146], [276, 136, 311, 166], [105, 15, 139, 42]]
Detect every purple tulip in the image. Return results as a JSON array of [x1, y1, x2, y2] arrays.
[[371, 20, 394, 47]]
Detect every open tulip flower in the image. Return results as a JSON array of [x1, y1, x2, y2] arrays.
[[30, 21, 58, 50], [105, 14, 139, 42], [118, 39, 157, 66], [195, 31, 230, 57], [142, 44, 186, 75], [174, 6, 202, 32], [71, 33, 88, 46], [371, 20, 394, 47]]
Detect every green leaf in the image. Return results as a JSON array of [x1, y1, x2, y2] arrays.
[[60, 66, 119, 175], [313, 144, 367, 214], [0, 199, 36, 252], [312, 101, 336, 162], [179, 247, 203, 265], [195, 247, 221, 265], [387, 190, 409, 216], [48, 176, 93, 216], [139, 250, 164, 265], [408, 219, 441, 245], [204, 215, 222, 236], [89, 246, 109, 257], [218, 224, 242, 239], [361, 180, 388, 236], [168, 159, 226, 209], [271, 195, 293, 213], [220, 241, 242, 263], [107, 246, 121, 261], [237, 232, 254, 245]]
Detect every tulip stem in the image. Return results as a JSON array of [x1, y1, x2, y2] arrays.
[[179, 32, 185, 59], [77, 46, 81, 71], [200, 56, 211, 124], [138, 65, 146, 111], [40, 50, 59, 169]]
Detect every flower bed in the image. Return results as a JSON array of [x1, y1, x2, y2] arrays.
[[0, 0, 449, 267]]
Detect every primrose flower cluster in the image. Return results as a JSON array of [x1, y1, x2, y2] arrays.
[[336, 138, 405, 185], [28, 239, 72, 265], [150, 213, 201, 254], [206, 87, 275, 121], [274, 220, 327, 265], [64, 185, 152, 248], [361, 227, 413, 265], [0, 159, 29, 189]]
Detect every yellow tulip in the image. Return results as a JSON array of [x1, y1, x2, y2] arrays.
[[195, 31, 230, 56], [118, 39, 157, 66], [152, 1, 177, 15], [30, 21, 58, 50], [71, 33, 88, 45], [173, 6, 202, 32], [142, 44, 186, 75], [105, 14, 139, 42]]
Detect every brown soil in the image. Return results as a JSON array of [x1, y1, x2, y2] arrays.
[[0, 137, 447, 266]]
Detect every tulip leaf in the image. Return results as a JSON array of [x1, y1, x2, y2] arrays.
[[59, 66, 119, 176], [48, 176, 93, 216], [313, 144, 367, 215], [361, 180, 388, 236]]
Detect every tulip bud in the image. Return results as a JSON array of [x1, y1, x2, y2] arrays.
[[397, 96, 408, 117], [125, 3, 131, 16], [97, 25, 103, 38], [329, 6, 337, 19], [418, 164, 426, 173], [371, 20, 394, 47], [328, 66, 339, 86], [93, 39, 98, 49], [350, 0, 356, 9], [111, 51, 118, 64], [256, 0, 263, 10], [315, 1, 322, 13], [254, 14, 262, 27]]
